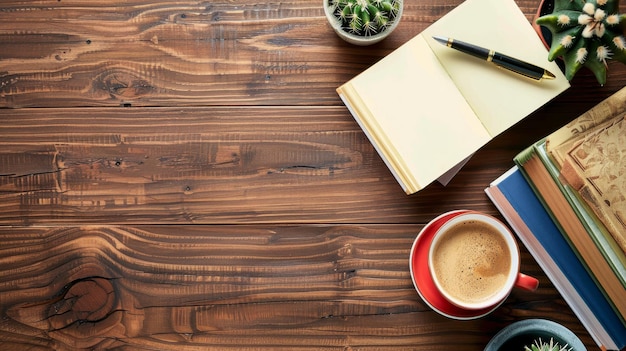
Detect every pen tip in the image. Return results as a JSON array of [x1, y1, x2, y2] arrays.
[[432, 36, 448, 45], [543, 70, 556, 80]]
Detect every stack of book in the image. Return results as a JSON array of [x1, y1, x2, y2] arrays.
[[485, 87, 626, 351]]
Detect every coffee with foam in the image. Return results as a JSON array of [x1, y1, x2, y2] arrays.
[[431, 220, 511, 305]]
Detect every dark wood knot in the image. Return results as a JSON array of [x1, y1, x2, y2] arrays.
[[48, 277, 117, 329], [94, 69, 154, 99]]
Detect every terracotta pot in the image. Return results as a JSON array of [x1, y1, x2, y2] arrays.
[[533, 0, 553, 50]]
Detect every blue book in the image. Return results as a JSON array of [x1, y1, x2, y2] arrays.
[[486, 166, 626, 351]]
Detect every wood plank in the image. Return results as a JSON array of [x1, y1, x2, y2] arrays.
[[0, 0, 433, 108], [0, 104, 582, 225], [3, 0, 624, 108], [0, 224, 594, 350]]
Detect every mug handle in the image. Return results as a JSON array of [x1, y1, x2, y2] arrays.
[[515, 272, 539, 291]]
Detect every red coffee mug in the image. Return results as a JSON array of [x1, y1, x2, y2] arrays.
[[410, 210, 538, 320]]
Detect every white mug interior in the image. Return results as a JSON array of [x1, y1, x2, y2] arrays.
[[427, 212, 520, 310]]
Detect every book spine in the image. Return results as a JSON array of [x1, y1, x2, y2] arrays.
[[485, 184, 615, 350], [336, 85, 421, 194], [486, 167, 626, 349], [536, 143, 626, 288], [514, 148, 626, 323]]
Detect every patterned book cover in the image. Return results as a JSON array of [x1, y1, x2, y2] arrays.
[[547, 87, 626, 257]]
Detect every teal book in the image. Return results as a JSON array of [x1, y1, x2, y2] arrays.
[[486, 166, 626, 351]]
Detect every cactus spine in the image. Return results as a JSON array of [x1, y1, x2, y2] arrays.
[[536, 0, 626, 85], [329, 0, 402, 36]]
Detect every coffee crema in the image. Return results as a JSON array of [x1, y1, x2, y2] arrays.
[[431, 220, 511, 305]]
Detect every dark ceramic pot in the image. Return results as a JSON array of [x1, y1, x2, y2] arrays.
[[484, 319, 586, 351], [533, 0, 553, 50], [533, 0, 568, 74]]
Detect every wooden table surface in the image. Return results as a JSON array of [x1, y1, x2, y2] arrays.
[[1, 0, 625, 350]]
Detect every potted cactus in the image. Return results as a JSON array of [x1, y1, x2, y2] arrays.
[[535, 0, 626, 85], [524, 337, 572, 351], [323, 0, 403, 45], [483, 319, 585, 351]]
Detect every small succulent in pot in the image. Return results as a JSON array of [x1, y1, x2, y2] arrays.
[[331, 0, 401, 36], [324, 0, 403, 45], [524, 337, 572, 351], [483, 319, 585, 351], [536, 0, 626, 85]]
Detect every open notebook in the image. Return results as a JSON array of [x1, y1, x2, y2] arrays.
[[337, 0, 570, 194]]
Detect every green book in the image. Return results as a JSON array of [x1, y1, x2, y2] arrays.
[[546, 87, 626, 258], [514, 139, 626, 323], [537, 141, 626, 286], [514, 140, 626, 321]]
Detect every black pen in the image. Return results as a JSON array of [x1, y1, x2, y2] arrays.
[[432, 36, 556, 81]]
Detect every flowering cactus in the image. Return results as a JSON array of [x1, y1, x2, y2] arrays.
[[328, 0, 402, 36], [536, 0, 626, 85]]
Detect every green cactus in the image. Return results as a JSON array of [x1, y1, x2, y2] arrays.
[[524, 337, 572, 351], [328, 0, 402, 36], [536, 0, 626, 85]]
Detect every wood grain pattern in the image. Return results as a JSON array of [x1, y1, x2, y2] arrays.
[[0, 103, 591, 225], [0, 106, 498, 225], [0, 0, 415, 108], [2, 0, 624, 108], [0, 225, 589, 350], [2, 0, 626, 349]]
